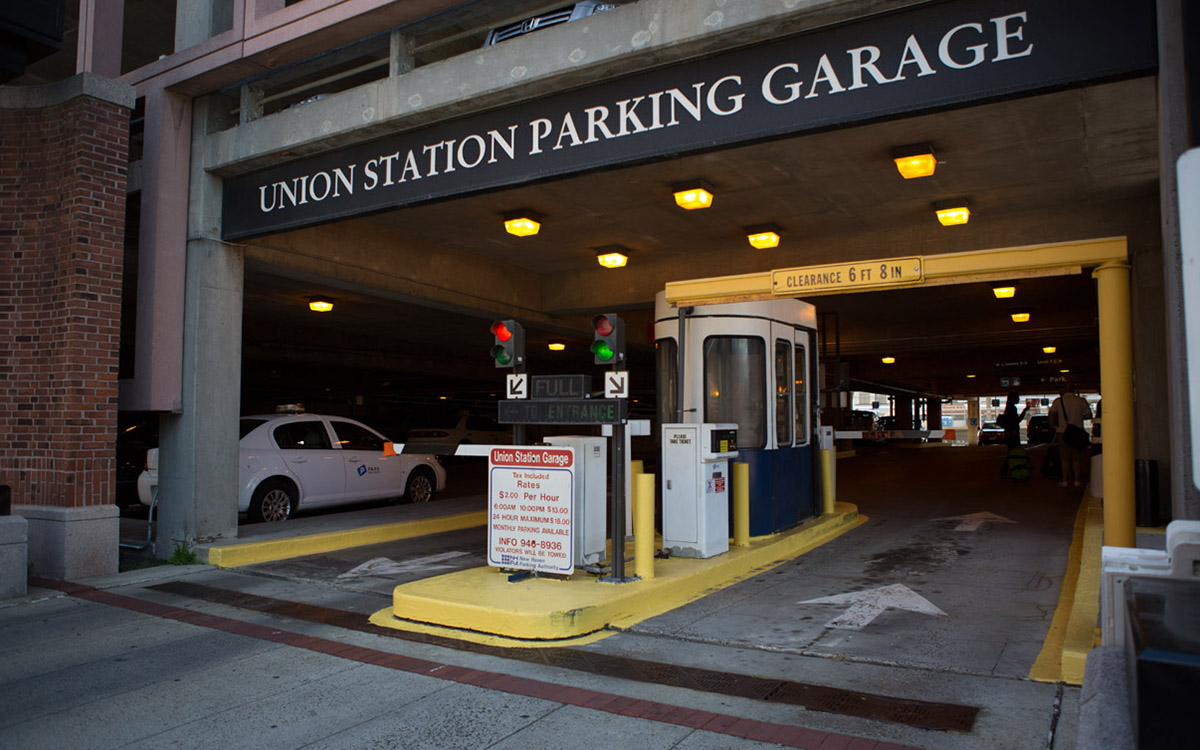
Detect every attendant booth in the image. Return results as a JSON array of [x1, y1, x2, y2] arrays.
[[654, 292, 820, 537]]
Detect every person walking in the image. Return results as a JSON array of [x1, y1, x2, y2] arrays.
[[998, 391, 1030, 480], [1050, 381, 1093, 488]]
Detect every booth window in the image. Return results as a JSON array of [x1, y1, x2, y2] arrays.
[[795, 343, 809, 444], [775, 339, 792, 446], [655, 339, 678, 425], [704, 336, 766, 449]]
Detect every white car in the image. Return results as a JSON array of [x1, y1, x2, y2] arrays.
[[138, 413, 446, 523], [405, 411, 510, 447]]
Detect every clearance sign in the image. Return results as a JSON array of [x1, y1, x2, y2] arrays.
[[222, 0, 1156, 240]]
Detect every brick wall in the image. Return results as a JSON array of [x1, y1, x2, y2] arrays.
[[0, 95, 129, 509]]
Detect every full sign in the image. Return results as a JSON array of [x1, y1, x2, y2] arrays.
[[222, 0, 1156, 240], [488, 446, 575, 575]]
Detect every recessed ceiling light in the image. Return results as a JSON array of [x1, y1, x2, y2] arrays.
[[891, 143, 936, 179], [933, 198, 970, 226]]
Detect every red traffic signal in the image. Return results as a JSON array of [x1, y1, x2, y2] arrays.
[[490, 320, 524, 368]]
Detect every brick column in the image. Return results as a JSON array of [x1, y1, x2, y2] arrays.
[[0, 74, 135, 579]]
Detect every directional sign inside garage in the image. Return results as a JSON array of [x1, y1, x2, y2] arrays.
[[604, 371, 628, 399]]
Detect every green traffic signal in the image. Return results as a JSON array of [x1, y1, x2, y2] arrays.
[[591, 340, 615, 362], [590, 313, 625, 365]]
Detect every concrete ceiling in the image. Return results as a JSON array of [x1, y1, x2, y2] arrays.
[[242, 71, 1159, 408]]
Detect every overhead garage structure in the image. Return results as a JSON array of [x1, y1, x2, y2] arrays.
[[1, 0, 1196, 578]]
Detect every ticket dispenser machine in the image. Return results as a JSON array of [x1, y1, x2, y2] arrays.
[[662, 423, 738, 558], [544, 436, 607, 566]]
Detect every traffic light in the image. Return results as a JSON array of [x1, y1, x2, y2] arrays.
[[490, 319, 525, 368], [590, 313, 625, 365]]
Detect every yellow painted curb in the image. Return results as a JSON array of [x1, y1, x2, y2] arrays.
[[205, 510, 488, 568], [377, 503, 866, 644], [1029, 493, 1103, 685]]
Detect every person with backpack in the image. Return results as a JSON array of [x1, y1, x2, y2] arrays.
[[1050, 380, 1094, 488], [999, 391, 1031, 480]]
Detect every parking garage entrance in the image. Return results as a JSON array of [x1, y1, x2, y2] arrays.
[[662, 236, 1136, 548]]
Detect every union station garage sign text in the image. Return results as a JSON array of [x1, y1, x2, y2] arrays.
[[222, 0, 1155, 241]]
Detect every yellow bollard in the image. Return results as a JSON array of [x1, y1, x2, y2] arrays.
[[820, 448, 836, 515], [733, 462, 750, 546], [634, 473, 656, 580], [631, 459, 644, 477]]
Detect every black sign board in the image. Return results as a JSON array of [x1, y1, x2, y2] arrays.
[[531, 374, 592, 399], [499, 398, 627, 425], [222, 0, 1157, 240]]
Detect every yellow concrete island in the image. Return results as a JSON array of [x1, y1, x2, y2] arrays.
[[370, 503, 866, 646]]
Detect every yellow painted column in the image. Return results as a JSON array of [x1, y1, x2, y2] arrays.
[[821, 448, 836, 515], [634, 473, 656, 579], [1093, 262, 1136, 548], [733, 462, 750, 546]]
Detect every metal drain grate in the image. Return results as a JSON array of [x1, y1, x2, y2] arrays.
[[148, 581, 978, 733]]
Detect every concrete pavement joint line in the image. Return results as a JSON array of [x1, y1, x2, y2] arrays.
[[203, 510, 488, 568], [29, 577, 920, 750], [622, 627, 1037, 683], [381, 503, 867, 642]]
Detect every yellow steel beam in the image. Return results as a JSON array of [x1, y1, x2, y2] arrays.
[[663, 236, 1128, 306]]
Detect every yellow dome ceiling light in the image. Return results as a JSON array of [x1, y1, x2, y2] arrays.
[[672, 180, 714, 210], [503, 210, 542, 237]]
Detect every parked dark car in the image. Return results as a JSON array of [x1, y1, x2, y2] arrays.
[[977, 421, 1005, 445], [1027, 415, 1054, 444]]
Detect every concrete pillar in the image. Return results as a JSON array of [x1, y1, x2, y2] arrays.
[[926, 398, 942, 439], [176, 0, 232, 51], [968, 398, 981, 445], [120, 87, 190, 412], [1095, 262, 1136, 548], [1157, 0, 1200, 521], [157, 98, 243, 555], [895, 396, 914, 430], [76, 0, 124, 77]]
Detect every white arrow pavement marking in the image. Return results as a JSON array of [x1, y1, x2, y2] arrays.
[[798, 583, 947, 630], [337, 551, 472, 579], [934, 511, 1018, 532]]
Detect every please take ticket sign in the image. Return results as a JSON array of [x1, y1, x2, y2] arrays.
[[487, 446, 575, 575]]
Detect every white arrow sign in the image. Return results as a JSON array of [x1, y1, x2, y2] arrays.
[[798, 583, 947, 630], [507, 373, 528, 399], [935, 511, 1018, 532], [337, 552, 472, 579]]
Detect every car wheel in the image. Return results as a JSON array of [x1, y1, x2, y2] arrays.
[[404, 469, 435, 503], [249, 479, 295, 523]]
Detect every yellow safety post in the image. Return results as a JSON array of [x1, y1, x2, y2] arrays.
[[634, 472, 656, 580], [631, 459, 644, 476], [1094, 262, 1136, 548], [821, 449, 836, 515], [733, 462, 750, 546], [819, 425, 836, 515]]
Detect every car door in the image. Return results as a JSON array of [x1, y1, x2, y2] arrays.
[[328, 419, 404, 501], [270, 419, 345, 506]]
